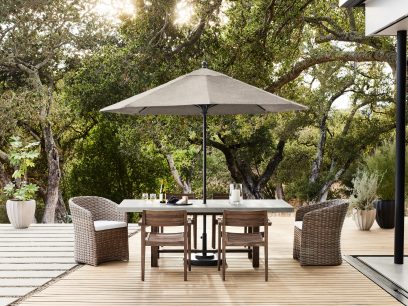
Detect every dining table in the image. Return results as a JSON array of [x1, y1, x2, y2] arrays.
[[118, 199, 294, 267]]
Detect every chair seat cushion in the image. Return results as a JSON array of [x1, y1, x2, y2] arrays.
[[294, 221, 303, 230], [146, 232, 185, 246], [94, 220, 127, 232], [224, 232, 264, 246]]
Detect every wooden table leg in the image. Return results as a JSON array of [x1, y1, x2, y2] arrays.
[[252, 226, 259, 268], [151, 226, 159, 267]]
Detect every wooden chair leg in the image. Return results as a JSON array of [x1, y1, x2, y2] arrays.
[[188, 226, 191, 272], [217, 223, 221, 271], [211, 215, 216, 249], [265, 243, 268, 282], [184, 240, 187, 281], [141, 240, 145, 281], [247, 227, 253, 259], [222, 239, 226, 281]]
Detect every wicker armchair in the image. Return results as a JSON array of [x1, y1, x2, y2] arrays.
[[69, 196, 129, 266], [293, 200, 349, 266]]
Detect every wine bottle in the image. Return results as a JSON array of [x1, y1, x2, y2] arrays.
[[159, 183, 165, 203]]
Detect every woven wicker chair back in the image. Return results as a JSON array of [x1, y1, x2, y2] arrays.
[[223, 210, 268, 227], [142, 210, 187, 227], [69, 196, 122, 221]]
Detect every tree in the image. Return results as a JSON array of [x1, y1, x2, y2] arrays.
[[0, 0, 109, 222], [63, 0, 397, 200]]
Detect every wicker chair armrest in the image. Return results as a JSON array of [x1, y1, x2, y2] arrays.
[[295, 200, 346, 221], [97, 200, 127, 222], [302, 202, 349, 230], [296, 203, 329, 221], [69, 201, 95, 233]]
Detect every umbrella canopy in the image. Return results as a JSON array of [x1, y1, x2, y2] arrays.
[[100, 67, 307, 115]]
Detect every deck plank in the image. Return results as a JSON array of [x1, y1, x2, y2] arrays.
[[0, 298, 18, 306], [16, 216, 408, 306], [0, 223, 139, 305]]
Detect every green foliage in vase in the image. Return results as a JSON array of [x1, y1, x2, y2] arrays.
[[3, 136, 39, 201], [349, 168, 379, 211]]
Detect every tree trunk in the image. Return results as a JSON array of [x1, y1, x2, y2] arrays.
[[41, 124, 61, 223], [165, 153, 192, 193], [54, 190, 67, 223], [310, 114, 327, 183], [275, 182, 284, 199]]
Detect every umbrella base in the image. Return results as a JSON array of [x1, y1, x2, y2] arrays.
[[191, 253, 218, 266]]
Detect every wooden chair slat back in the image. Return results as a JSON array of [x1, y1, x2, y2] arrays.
[[166, 193, 196, 199], [212, 193, 229, 199], [142, 210, 187, 227], [212, 193, 247, 200], [223, 210, 268, 227]]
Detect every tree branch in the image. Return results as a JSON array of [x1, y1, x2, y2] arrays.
[[257, 139, 285, 189], [266, 50, 395, 92]]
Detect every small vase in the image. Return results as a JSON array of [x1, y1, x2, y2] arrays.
[[6, 200, 36, 229], [353, 208, 376, 231]]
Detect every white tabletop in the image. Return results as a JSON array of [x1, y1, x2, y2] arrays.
[[118, 199, 293, 213]]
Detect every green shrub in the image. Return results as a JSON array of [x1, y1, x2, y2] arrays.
[[364, 141, 408, 200]]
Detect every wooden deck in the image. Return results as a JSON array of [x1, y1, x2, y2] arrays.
[[13, 216, 408, 305], [0, 224, 138, 306]]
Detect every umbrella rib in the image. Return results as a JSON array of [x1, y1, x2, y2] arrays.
[[257, 104, 266, 112], [139, 107, 147, 114]]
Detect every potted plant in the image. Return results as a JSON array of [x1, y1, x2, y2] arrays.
[[365, 141, 408, 229], [2, 136, 39, 229], [349, 168, 379, 231]]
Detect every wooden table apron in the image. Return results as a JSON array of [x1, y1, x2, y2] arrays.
[[118, 199, 293, 268]]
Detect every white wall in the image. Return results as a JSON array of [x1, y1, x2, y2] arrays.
[[365, 0, 408, 36]]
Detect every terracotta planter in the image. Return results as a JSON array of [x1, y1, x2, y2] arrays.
[[352, 208, 376, 231], [373, 199, 395, 229], [6, 200, 36, 229]]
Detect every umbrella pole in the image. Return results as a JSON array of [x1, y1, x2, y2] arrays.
[[202, 105, 208, 205], [191, 105, 217, 265]]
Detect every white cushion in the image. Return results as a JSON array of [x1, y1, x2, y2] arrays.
[[294, 221, 303, 230], [94, 220, 127, 232]]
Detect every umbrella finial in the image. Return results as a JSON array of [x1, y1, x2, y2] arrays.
[[201, 61, 208, 69]]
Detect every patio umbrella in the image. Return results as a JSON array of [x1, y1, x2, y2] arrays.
[[100, 62, 307, 262], [101, 62, 306, 200]]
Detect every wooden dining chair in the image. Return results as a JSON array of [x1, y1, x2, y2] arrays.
[[211, 193, 248, 249], [141, 210, 191, 281], [217, 210, 269, 281], [166, 193, 197, 249]]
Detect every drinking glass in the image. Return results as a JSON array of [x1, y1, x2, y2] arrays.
[[142, 193, 149, 201], [150, 193, 157, 202]]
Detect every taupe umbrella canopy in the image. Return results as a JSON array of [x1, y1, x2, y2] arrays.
[[100, 68, 307, 114]]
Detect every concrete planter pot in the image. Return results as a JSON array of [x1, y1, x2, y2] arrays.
[[6, 200, 36, 229], [373, 199, 395, 229], [352, 208, 376, 231]]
